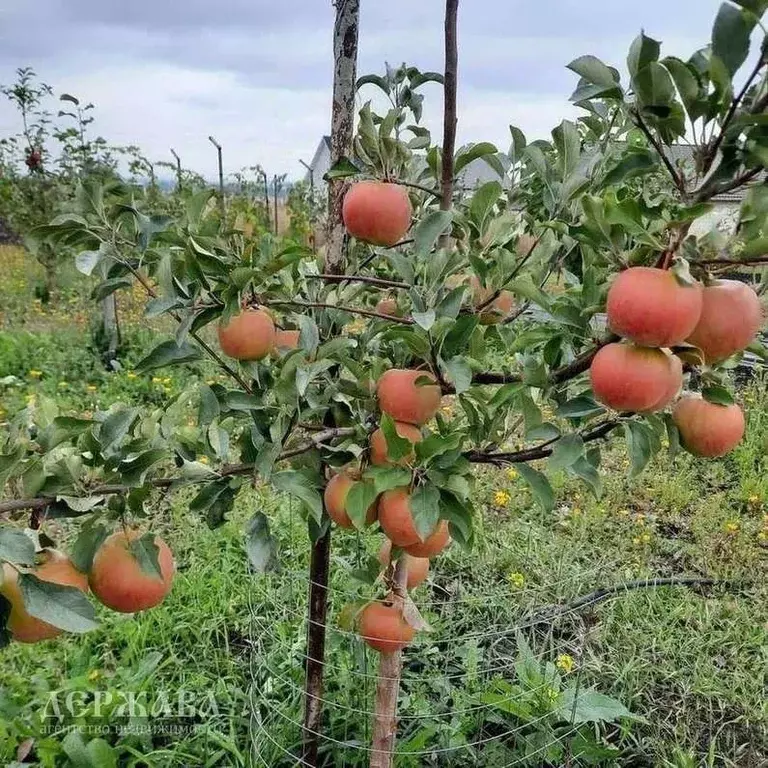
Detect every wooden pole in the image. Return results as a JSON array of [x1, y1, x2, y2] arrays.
[[208, 136, 225, 220], [369, 560, 409, 768]]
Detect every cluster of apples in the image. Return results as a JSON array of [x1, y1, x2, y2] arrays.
[[1, 530, 174, 644], [218, 309, 301, 361], [590, 267, 763, 458], [322, 368, 449, 654]]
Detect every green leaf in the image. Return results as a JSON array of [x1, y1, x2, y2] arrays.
[[324, 157, 360, 181], [410, 485, 440, 541], [663, 57, 704, 119], [70, 524, 109, 573], [601, 149, 656, 188], [634, 61, 676, 110], [410, 484, 441, 540], [135, 340, 202, 373], [245, 513, 278, 573], [454, 142, 499, 175], [190, 480, 237, 528], [272, 471, 322, 524], [19, 574, 98, 633], [118, 449, 167, 486], [345, 480, 378, 530], [568, 55, 619, 88], [129, 533, 163, 580], [365, 467, 412, 494], [380, 414, 416, 463], [91, 278, 132, 302], [99, 407, 139, 452], [297, 315, 320, 354], [548, 434, 585, 472], [702, 384, 735, 406], [551, 120, 581, 179], [62, 731, 117, 768], [556, 397, 604, 419], [412, 310, 436, 330], [439, 491, 474, 549], [569, 456, 603, 499], [623, 421, 655, 476], [442, 356, 472, 394], [413, 210, 452, 254], [517, 465, 555, 511], [557, 688, 633, 724], [729, 0, 768, 11], [628, 32, 661, 78], [75, 250, 101, 276], [712, 2, 755, 76], [469, 181, 502, 232], [0, 529, 36, 566], [356, 74, 390, 93]]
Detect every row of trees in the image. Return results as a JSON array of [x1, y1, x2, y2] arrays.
[[2, 0, 768, 764]]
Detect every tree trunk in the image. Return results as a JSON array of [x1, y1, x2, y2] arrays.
[[301, 527, 332, 766], [324, 0, 360, 275], [301, 1, 360, 765], [370, 560, 409, 768]]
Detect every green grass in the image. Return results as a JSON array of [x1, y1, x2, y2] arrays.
[[1, 247, 767, 766]]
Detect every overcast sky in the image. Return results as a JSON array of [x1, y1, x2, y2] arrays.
[[0, 0, 727, 180]]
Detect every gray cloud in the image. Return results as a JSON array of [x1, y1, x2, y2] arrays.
[[0, 0, 731, 177]]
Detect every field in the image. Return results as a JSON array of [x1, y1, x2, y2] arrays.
[[1, 244, 766, 767]]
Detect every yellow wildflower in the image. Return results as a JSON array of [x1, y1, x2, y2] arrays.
[[506, 468, 519, 481], [58, 381, 68, 389], [556, 654, 575, 674], [508, 571, 525, 589], [748, 494, 761, 505], [127, 371, 138, 380], [199, 456, 209, 464], [151, 377, 163, 385], [163, 377, 172, 385], [86, 385, 97, 393], [494, 490, 511, 507], [28, 370, 42, 379], [87, 669, 101, 682], [206, 379, 216, 385], [723, 520, 740, 535]]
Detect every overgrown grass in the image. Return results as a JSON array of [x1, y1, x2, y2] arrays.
[[0, 247, 766, 766]]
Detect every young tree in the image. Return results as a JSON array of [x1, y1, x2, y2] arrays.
[[1, 1, 768, 765]]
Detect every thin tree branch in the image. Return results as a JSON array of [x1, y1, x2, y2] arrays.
[[704, 56, 766, 175], [695, 166, 763, 203], [465, 419, 619, 466], [632, 109, 686, 195], [263, 299, 414, 325], [475, 236, 541, 313], [0, 428, 356, 517], [393, 180, 441, 199], [310, 273, 410, 290], [698, 255, 768, 268], [454, 333, 617, 392], [437, 0, 459, 250]]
